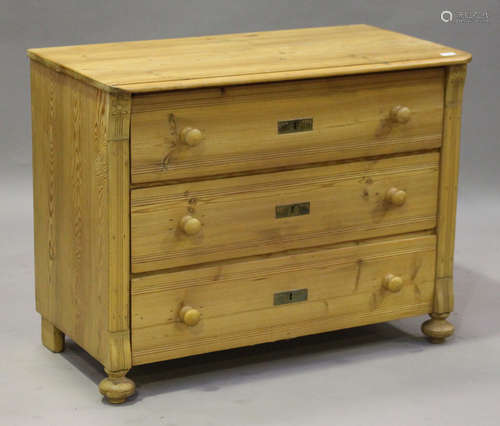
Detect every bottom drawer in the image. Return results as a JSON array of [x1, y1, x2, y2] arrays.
[[131, 235, 436, 365]]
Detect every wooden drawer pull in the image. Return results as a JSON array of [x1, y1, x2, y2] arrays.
[[180, 215, 202, 235], [179, 306, 201, 326], [385, 187, 407, 206], [383, 274, 404, 292], [180, 127, 204, 146], [390, 105, 411, 123]]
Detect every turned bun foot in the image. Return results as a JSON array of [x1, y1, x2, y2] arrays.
[[421, 313, 455, 344], [99, 369, 135, 404]]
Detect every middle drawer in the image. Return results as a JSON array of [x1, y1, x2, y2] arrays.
[[131, 152, 439, 273]]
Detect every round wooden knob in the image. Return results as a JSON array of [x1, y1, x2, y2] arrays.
[[179, 306, 200, 326], [385, 187, 406, 206], [390, 105, 411, 123], [180, 215, 201, 235], [383, 274, 404, 292], [180, 127, 204, 146]]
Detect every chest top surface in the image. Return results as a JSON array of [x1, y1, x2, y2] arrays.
[[27, 24, 470, 93]]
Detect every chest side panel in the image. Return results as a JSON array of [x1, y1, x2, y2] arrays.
[[30, 60, 131, 371]]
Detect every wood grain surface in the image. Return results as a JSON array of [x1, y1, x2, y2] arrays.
[[131, 152, 440, 272], [131, 69, 444, 183], [433, 64, 468, 313], [28, 24, 471, 402], [131, 235, 436, 364], [31, 60, 132, 372], [27, 25, 470, 93]]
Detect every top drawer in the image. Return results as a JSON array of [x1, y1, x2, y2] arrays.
[[131, 68, 444, 183]]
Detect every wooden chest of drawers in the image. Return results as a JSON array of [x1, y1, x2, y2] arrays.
[[28, 25, 471, 403]]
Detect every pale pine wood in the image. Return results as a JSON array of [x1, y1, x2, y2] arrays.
[[27, 25, 470, 93], [30, 61, 133, 377], [106, 94, 133, 373], [180, 215, 202, 236], [29, 27, 471, 401], [179, 306, 201, 326], [131, 235, 436, 364], [390, 105, 411, 123], [99, 369, 136, 404], [421, 313, 455, 343], [131, 153, 439, 272], [130, 69, 444, 183], [180, 127, 204, 146], [41, 318, 65, 353], [433, 65, 467, 314], [383, 274, 404, 292], [385, 187, 407, 206]]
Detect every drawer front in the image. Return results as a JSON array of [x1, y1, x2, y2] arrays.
[[131, 235, 436, 365], [131, 153, 439, 272], [131, 68, 444, 183]]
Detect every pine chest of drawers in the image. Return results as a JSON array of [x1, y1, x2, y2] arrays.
[[28, 25, 471, 403]]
